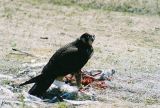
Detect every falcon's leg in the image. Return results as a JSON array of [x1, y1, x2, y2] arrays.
[[75, 70, 82, 88]]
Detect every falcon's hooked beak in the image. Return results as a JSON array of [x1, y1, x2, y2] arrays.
[[88, 35, 95, 46], [80, 33, 95, 46]]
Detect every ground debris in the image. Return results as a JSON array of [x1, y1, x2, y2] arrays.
[[12, 48, 37, 58], [33, 69, 117, 104], [0, 74, 13, 80], [40, 37, 48, 39]]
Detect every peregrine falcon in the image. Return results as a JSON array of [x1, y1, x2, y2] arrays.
[[20, 33, 95, 97]]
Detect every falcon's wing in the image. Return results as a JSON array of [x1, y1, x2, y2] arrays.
[[55, 47, 79, 66], [50, 47, 79, 68]]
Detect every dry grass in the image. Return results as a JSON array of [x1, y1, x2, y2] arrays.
[[29, 0, 160, 15]]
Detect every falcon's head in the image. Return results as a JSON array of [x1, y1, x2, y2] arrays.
[[80, 33, 95, 46]]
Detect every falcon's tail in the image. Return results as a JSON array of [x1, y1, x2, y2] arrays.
[[20, 74, 55, 97], [28, 77, 55, 97], [19, 74, 43, 86]]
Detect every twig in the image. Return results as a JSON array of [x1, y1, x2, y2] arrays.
[[40, 37, 48, 39], [12, 48, 37, 58]]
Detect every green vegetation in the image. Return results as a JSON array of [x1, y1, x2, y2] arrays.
[[49, 0, 76, 6], [144, 98, 159, 105], [2, 7, 13, 19], [19, 94, 25, 108], [1, 79, 10, 85], [57, 102, 68, 108], [27, 0, 160, 15], [10, 41, 17, 48]]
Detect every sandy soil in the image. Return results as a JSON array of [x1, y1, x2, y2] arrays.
[[0, 0, 160, 108]]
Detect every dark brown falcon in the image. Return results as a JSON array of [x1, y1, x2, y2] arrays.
[[20, 33, 95, 97]]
